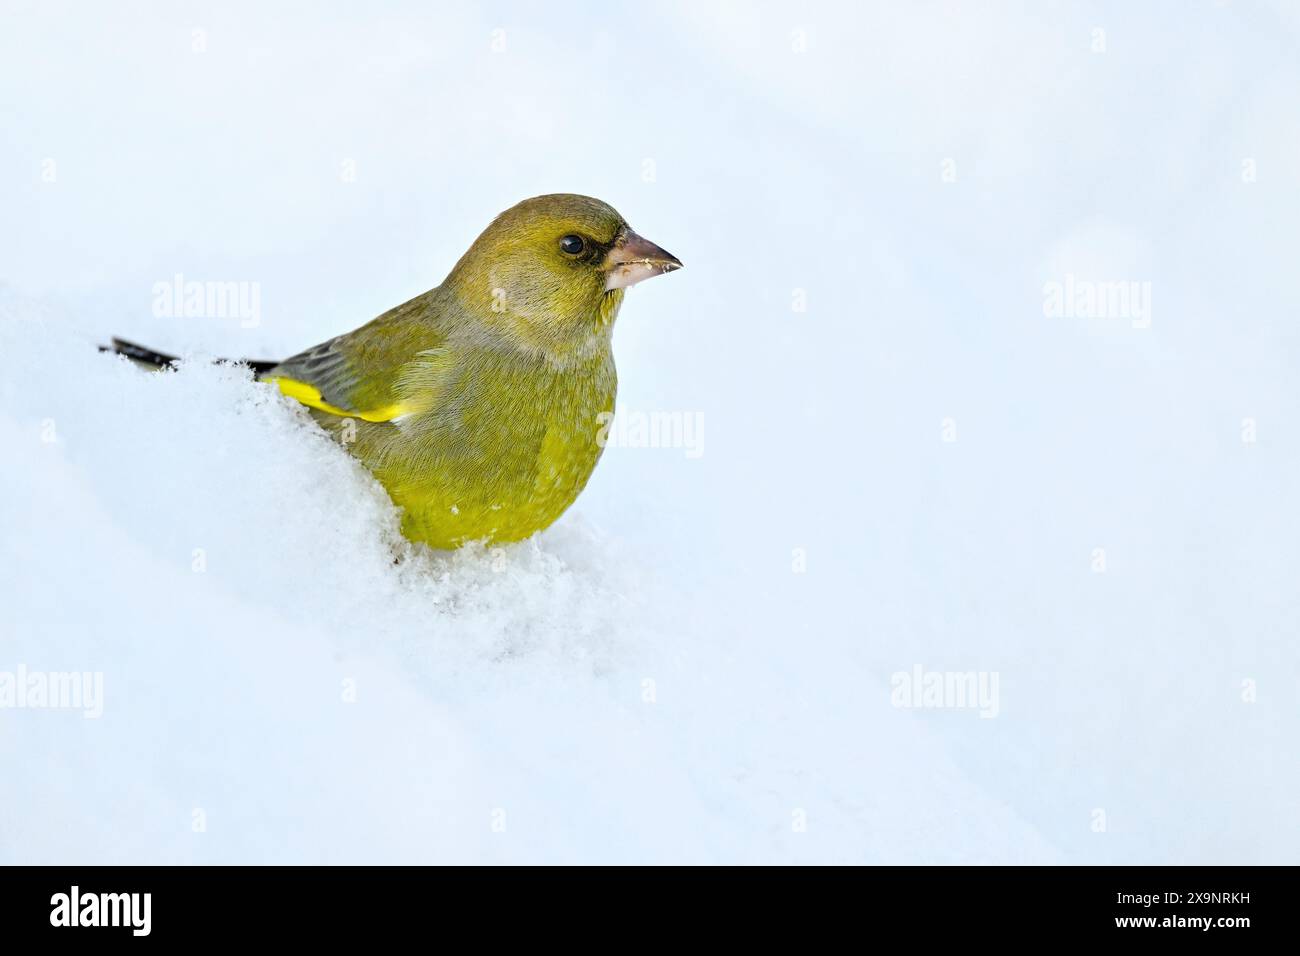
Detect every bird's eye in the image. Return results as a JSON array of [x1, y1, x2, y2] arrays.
[[559, 234, 585, 255]]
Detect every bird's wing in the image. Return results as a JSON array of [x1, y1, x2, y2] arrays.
[[261, 291, 449, 423]]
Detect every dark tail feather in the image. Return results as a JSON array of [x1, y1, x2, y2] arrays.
[[101, 337, 179, 368], [102, 337, 280, 375]]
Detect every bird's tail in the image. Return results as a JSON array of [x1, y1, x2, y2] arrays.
[[102, 337, 280, 376]]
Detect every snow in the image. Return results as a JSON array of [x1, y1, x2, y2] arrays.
[[1, 1, 1297, 864]]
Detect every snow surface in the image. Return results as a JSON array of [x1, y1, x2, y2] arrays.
[[1, 1, 1297, 864]]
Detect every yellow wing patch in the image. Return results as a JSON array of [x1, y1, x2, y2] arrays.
[[268, 376, 407, 423]]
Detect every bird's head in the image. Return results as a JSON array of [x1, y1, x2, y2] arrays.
[[444, 194, 682, 362]]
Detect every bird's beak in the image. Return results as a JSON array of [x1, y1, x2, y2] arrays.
[[604, 227, 683, 290]]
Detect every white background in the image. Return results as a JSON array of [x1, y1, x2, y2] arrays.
[[1, 0, 1296, 863]]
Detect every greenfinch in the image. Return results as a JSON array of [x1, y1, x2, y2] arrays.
[[111, 194, 682, 549]]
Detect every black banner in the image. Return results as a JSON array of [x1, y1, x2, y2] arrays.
[[0, 866, 1276, 943]]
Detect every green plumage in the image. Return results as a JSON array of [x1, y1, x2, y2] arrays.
[[257, 194, 677, 549]]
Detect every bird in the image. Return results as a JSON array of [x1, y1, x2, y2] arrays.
[[107, 194, 682, 549]]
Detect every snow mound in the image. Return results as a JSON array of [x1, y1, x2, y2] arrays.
[[0, 297, 1058, 864]]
